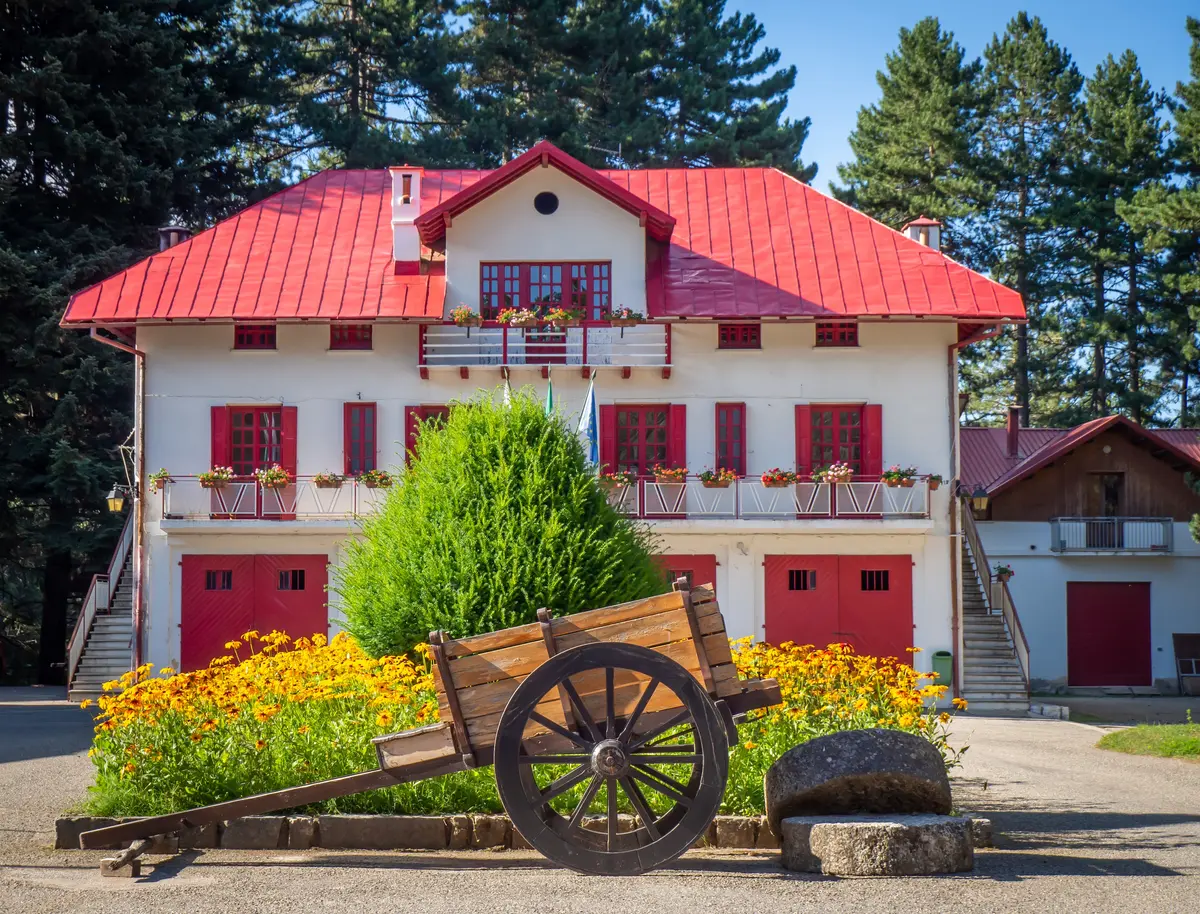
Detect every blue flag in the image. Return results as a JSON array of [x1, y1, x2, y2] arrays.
[[577, 371, 599, 467]]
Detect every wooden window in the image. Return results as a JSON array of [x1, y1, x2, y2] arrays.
[[330, 324, 373, 350], [809, 405, 864, 474], [615, 406, 670, 476], [229, 407, 284, 475], [278, 569, 306, 591], [344, 403, 377, 476], [788, 569, 815, 591], [861, 569, 890, 592], [234, 324, 276, 350], [718, 323, 761, 349], [715, 403, 746, 475], [479, 262, 611, 319], [204, 570, 233, 591], [404, 405, 450, 457], [816, 321, 858, 347]]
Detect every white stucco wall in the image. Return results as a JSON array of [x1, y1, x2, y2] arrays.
[[443, 167, 647, 318], [977, 520, 1200, 687]]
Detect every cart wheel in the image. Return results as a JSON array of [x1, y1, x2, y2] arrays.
[[494, 642, 729, 876]]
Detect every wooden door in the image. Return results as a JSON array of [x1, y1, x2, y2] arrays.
[[836, 556, 914, 661], [764, 555, 839, 647], [252, 555, 330, 643], [1067, 581, 1151, 686], [180, 555, 254, 672], [655, 554, 717, 594]]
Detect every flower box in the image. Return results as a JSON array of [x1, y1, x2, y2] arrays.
[[899, 478, 915, 488], [200, 478, 228, 490], [701, 479, 732, 489], [313, 475, 343, 489], [928, 476, 942, 491], [610, 319, 641, 327]]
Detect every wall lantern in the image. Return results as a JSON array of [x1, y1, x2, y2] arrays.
[[106, 486, 127, 513], [970, 486, 990, 514]]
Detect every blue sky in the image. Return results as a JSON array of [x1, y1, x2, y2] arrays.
[[733, 1, 1197, 191]]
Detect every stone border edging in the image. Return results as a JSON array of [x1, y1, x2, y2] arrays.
[[56, 813, 992, 852]]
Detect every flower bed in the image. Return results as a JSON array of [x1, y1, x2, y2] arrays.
[[82, 633, 962, 818]]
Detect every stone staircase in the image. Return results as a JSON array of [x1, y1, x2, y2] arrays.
[[68, 553, 134, 702], [960, 547, 1029, 715]]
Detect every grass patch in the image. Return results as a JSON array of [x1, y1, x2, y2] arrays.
[[1096, 724, 1200, 760]]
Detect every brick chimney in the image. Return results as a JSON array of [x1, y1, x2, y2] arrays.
[[157, 225, 190, 251], [1006, 405, 1021, 458], [902, 216, 942, 252], [390, 166, 424, 275]]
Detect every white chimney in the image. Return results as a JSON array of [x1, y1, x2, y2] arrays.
[[390, 166, 424, 275], [902, 216, 942, 252]]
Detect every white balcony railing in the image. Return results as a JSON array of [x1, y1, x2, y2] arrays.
[[419, 322, 670, 373], [161, 477, 391, 520], [1049, 517, 1173, 553]]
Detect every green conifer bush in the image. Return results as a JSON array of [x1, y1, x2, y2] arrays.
[[336, 392, 665, 656]]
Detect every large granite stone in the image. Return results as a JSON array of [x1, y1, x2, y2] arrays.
[[765, 729, 951, 835], [780, 815, 973, 875]]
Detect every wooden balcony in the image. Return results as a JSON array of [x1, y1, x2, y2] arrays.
[[418, 322, 671, 378]]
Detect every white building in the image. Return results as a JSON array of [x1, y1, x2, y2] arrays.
[[62, 141, 1026, 705]]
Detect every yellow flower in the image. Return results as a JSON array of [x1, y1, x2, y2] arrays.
[[254, 739, 267, 751], [79, 699, 94, 709], [297, 725, 310, 735], [952, 697, 969, 711], [224, 640, 242, 651], [939, 712, 951, 724], [375, 711, 394, 728], [190, 732, 203, 742], [743, 741, 758, 750]]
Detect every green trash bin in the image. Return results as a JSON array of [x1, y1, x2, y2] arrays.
[[932, 650, 953, 687]]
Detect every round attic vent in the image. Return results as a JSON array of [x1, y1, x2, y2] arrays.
[[534, 192, 559, 215]]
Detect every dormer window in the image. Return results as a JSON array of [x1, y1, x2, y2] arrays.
[[479, 262, 611, 320]]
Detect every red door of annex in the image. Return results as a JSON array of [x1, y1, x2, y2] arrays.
[[765, 555, 913, 661], [1067, 582, 1151, 687], [181, 555, 329, 671], [656, 554, 718, 593]]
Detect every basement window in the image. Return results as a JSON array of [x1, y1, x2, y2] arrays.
[[204, 570, 233, 591], [815, 321, 858, 347], [278, 569, 306, 591], [717, 323, 761, 349], [234, 324, 276, 350], [788, 569, 816, 591], [860, 570, 890, 592]]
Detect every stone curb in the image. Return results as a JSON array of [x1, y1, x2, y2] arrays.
[[54, 813, 995, 851], [1028, 702, 1070, 721]]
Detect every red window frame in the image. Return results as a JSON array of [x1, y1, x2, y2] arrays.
[[717, 324, 761, 349], [715, 403, 746, 475], [344, 403, 377, 476], [795, 403, 882, 478], [815, 321, 858, 347], [479, 262, 612, 320], [234, 324, 276, 350], [404, 405, 450, 458], [330, 324, 373, 350], [599, 404, 686, 477]]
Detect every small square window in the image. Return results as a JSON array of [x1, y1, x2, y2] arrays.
[[788, 569, 815, 591], [718, 323, 761, 349], [205, 570, 233, 591], [278, 569, 306, 591], [234, 324, 276, 350], [330, 324, 373, 350], [861, 570, 889, 591], [666, 569, 694, 589], [816, 321, 858, 347]]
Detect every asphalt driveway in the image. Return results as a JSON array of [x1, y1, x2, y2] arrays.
[[0, 691, 1198, 913]]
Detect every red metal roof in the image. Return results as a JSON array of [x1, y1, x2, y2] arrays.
[[63, 148, 1026, 326], [961, 418, 1200, 493]]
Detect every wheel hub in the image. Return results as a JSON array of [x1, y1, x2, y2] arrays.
[[591, 738, 630, 778]]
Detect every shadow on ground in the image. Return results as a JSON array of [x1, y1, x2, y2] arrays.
[[0, 702, 96, 764]]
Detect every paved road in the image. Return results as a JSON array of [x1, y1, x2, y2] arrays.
[[0, 692, 1198, 913]]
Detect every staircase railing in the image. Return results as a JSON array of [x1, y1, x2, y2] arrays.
[[960, 500, 1030, 691], [66, 513, 134, 688]]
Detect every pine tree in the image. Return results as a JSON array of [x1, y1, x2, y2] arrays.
[[966, 13, 1084, 426], [834, 17, 984, 250]]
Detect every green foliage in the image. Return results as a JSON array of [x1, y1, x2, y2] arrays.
[[1097, 723, 1200, 759], [336, 392, 665, 656]]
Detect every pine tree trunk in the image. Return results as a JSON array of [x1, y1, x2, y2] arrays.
[[1092, 262, 1106, 416], [1182, 367, 1190, 426], [37, 545, 73, 685], [1127, 253, 1141, 425]]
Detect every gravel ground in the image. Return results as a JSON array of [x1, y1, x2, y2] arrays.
[[1, 692, 1198, 913], [1049, 694, 1199, 725]]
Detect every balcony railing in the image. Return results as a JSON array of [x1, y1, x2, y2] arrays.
[[419, 322, 670, 375], [1049, 517, 1173, 553], [161, 477, 391, 520], [605, 476, 932, 520]]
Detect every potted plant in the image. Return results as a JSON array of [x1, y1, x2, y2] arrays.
[[198, 466, 234, 490], [255, 464, 292, 490], [698, 467, 737, 489], [148, 468, 173, 494], [928, 473, 943, 491], [450, 305, 482, 327], [497, 307, 539, 327], [599, 470, 637, 491], [760, 468, 798, 488], [882, 465, 913, 488], [652, 464, 688, 484], [605, 306, 644, 328], [313, 472, 344, 489], [359, 469, 394, 489], [994, 563, 1014, 584], [816, 461, 855, 484], [545, 306, 584, 329]]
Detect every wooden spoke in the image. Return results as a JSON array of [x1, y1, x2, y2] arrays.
[[529, 710, 591, 749], [617, 677, 659, 742], [629, 753, 701, 765], [560, 676, 602, 742], [628, 708, 691, 751], [605, 667, 615, 738], [518, 753, 591, 765], [606, 779, 618, 851], [632, 743, 695, 753], [619, 775, 660, 841], [643, 723, 695, 748], [567, 775, 604, 832], [630, 764, 693, 807], [538, 764, 592, 804]]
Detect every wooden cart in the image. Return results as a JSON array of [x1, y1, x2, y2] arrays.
[[80, 581, 781, 876]]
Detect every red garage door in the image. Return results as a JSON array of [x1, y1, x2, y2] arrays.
[[765, 555, 913, 660], [181, 554, 329, 671], [655, 554, 717, 594], [1067, 582, 1151, 687]]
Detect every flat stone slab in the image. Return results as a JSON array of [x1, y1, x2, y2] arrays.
[[765, 729, 952, 834], [780, 814, 973, 876]]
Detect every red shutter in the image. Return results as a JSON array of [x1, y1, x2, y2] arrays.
[[599, 405, 616, 473], [404, 406, 419, 460], [280, 406, 298, 475], [343, 403, 353, 475], [795, 405, 812, 476], [668, 404, 687, 469], [210, 406, 230, 469], [367, 403, 378, 472], [863, 404, 883, 478]]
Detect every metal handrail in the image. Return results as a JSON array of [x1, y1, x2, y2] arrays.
[[961, 501, 1030, 690], [66, 512, 133, 687], [1049, 516, 1173, 553], [162, 476, 392, 520]]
